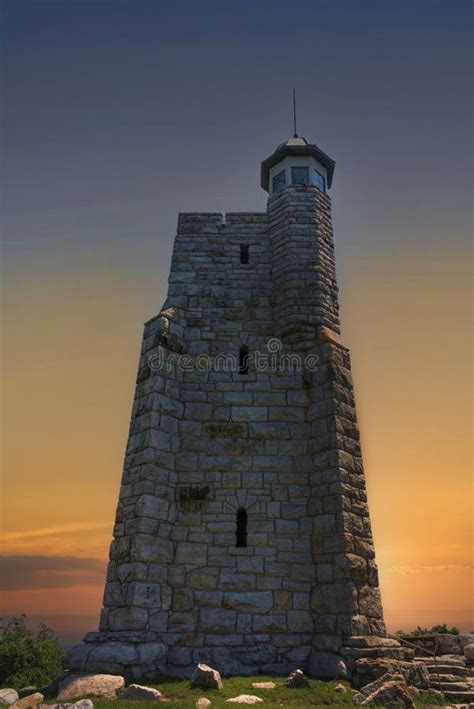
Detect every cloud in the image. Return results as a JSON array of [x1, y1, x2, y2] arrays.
[[385, 564, 474, 576], [0, 555, 107, 591], [1, 522, 111, 544], [0, 523, 112, 558]]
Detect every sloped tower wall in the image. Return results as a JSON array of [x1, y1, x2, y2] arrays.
[[66, 182, 398, 680]]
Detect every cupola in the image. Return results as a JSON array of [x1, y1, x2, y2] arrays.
[[260, 135, 335, 194]]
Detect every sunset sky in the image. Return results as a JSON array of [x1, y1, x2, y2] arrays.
[[1, 0, 473, 645]]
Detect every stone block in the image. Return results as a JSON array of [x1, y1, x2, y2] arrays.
[[200, 608, 237, 633], [311, 582, 358, 615], [194, 590, 223, 607], [107, 607, 148, 631], [252, 615, 287, 633], [287, 610, 313, 632], [131, 535, 174, 563], [333, 553, 368, 582], [185, 403, 213, 421], [358, 585, 384, 618], [175, 542, 207, 565], [248, 422, 290, 439], [268, 407, 305, 422], [187, 567, 219, 589], [173, 587, 194, 611], [124, 582, 161, 608], [168, 612, 198, 632], [219, 571, 256, 591], [137, 642, 167, 665], [231, 406, 268, 422], [223, 591, 273, 613]]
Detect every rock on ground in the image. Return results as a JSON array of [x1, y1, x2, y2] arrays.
[[435, 634, 461, 655], [463, 643, 474, 661], [285, 669, 310, 688], [120, 685, 163, 701], [460, 633, 474, 650], [251, 682, 275, 690], [40, 700, 93, 709], [0, 689, 19, 706], [334, 683, 347, 692], [354, 672, 406, 704], [353, 658, 430, 689], [355, 674, 415, 707], [361, 680, 415, 707], [11, 693, 44, 709], [354, 672, 420, 707], [195, 699, 211, 709], [225, 697, 263, 705], [57, 674, 124, 700], [190, 665, 223, 690]]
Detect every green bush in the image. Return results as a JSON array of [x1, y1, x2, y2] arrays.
[[0, 616, 64, 690], [396, 623, 460, 637]]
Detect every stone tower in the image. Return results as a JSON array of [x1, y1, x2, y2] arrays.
[[67, 135, 401, 680]]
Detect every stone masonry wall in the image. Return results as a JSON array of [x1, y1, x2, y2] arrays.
[[66, 185, 386, 679]]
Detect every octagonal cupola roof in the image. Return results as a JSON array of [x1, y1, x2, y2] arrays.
[[260, 135, 335, 192]]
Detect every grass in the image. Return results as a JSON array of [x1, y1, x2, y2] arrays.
[[69, 675, 447, 708]]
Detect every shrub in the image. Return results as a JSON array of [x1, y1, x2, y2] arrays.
[[0, 616, 64, 690], [396, 624, 460, 637]]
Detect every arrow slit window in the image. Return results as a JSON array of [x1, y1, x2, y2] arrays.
[[236, 508, 247, 547], [239, 345, 249, 375], [240, 244, 249, 264]]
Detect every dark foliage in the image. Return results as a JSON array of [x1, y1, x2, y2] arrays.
[[396, 623, 460, 637], [0, 616, 64, 690]]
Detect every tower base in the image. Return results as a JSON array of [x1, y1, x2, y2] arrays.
[[65, 633, 412, 680]]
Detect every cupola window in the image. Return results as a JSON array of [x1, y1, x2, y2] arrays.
[[272, 170, 286, 193], [291, 166, 309, 185], [313, 169, 326, 192], [240, 244, 249, 264], [236, 508, 247, 547]]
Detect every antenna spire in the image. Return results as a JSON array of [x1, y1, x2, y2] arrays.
[[293, 88, 298, 138]]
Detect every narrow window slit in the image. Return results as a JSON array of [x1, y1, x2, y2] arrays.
[[236, 508, 247, 547], [240, 244, 249, 264], [239, 345, 249, 375]]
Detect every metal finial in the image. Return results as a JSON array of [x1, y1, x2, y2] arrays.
[[293, 88, 298, 138]]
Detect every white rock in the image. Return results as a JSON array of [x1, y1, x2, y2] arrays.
[[285, 669, 310, 688], [120, 685, 163, 701], [0, 690, 19, 706], [334, 683, 347, 692], [57, 674, 124, 700], [196, 699, 211, 709], [41, 700, 93, 709], [251, 682, 275, 689], [226, 697, 263, 705]]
